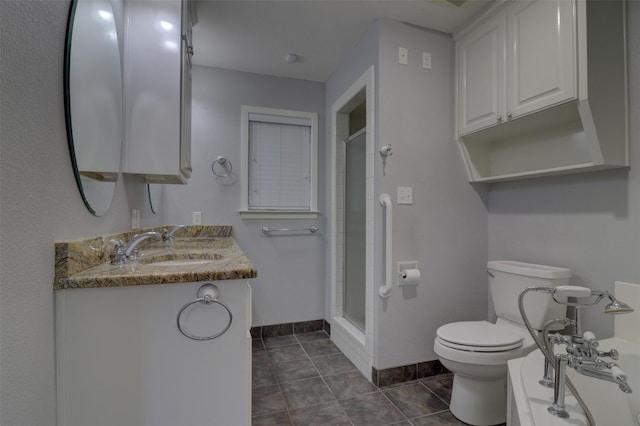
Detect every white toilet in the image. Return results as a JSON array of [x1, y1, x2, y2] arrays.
[[434, 261, 571, 426]]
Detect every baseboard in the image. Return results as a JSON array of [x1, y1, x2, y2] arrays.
[[250, 319, 329, 338], [372, 360, 450, 387]]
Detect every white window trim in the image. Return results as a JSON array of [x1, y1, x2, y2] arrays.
[[240, 105, 319, 219]]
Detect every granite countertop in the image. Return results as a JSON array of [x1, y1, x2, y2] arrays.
[[54, 226, 257, 290]]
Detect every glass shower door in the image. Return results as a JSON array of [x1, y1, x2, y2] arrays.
[[343, 130, 366, 331]]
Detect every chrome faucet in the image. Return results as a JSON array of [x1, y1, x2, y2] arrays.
[[162, 225, 187, 242], [111, 231, 162, 264], [519, 285, 634, 425], [548, 331, 632, 418]]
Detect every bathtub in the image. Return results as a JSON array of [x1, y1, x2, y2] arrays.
[[508, 337, 640, 426]]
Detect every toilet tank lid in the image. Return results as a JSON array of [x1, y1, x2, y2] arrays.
[[487, 261, 571, 279]]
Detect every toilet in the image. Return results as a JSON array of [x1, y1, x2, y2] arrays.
[[434, 261, 571, 426]]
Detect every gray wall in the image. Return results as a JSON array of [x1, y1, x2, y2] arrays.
[[374, 20, 488, 368], [488, 3, 640, 339], [162, 66, 326, 326], [326, 20, 489, 368], [0, 1, 149, 424], [325, 21, 381, 322]]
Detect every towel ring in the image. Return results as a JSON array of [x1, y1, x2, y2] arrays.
[[176, 283, 233, 341], [211, 156, 233, 177]]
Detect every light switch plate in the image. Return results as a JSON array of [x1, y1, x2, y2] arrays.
[[423, 52, 432, 69], [397, 187, 413, 205]]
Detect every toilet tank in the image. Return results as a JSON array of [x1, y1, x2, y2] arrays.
[[488, 261, 571, 330]]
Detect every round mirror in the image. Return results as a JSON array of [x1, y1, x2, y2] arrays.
[[64, 0, 123, 216]]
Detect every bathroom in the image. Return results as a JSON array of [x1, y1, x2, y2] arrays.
[[1, 0, 639, 425]]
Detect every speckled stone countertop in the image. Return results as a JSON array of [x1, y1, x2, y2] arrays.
[[54, 226, 257, 290]]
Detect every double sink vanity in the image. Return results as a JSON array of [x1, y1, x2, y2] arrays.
[[54, 226, 256, 426]]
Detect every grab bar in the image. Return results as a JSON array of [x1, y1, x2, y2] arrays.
[[262, 225, 319, 235], [379, 193, 393, 298]]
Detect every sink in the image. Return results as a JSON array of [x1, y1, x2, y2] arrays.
[[150, 259, 215, 267], [138, 252, 223, 266]]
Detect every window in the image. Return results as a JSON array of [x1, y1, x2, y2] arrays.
[[240, 106, 318, 218]]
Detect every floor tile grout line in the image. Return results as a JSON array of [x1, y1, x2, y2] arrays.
[[292, 333, 355, 426], [416, 379, 451, 407], [377, 386, 414, 425], [260, 336, 297, 422]]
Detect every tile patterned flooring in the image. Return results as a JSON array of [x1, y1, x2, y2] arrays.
[[252, 330, 468, 426]]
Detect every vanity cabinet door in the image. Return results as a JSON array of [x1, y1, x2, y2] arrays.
[[506, 0, 576, 119], [457, 13, 506, 136]]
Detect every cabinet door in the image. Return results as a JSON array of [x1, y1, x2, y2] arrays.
[[507, 0, 576, 118], [180, 39, 192, 178], [457, 13, 506, 136]]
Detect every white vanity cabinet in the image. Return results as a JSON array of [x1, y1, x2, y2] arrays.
[[123, 0, 196, 184], [455, 0, 627, 182], [56, 281, 252, 426], [457, 0, 575, 136]]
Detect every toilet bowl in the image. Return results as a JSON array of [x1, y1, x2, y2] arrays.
[[434, 319, 535, 425], [433, 261, 571, 426]]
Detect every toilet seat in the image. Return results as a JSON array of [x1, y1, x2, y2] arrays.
[[436, 321, 523, 352], [433, 319, 535, 366]]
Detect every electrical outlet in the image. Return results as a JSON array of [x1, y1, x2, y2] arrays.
[[131, 209, 140, 229], [399, 47, 408, 65], [423, 52, 432, 69], [397, 187, 413, 205], [192, 211, 202, 225]]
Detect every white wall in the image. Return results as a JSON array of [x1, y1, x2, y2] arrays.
[[488, 4, 640, 339], [373, 20, 488, 368], [162, 66, 326, 326], [0, 1, 149, 424]]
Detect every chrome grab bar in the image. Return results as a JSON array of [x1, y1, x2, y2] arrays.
[[379, 193, 393, 298], [262, 225, 319, 235]]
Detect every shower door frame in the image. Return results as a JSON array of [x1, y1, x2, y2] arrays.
[[329, 66, 375, 380]]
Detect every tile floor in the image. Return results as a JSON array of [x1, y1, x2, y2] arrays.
[[252, 330, 469, 426]]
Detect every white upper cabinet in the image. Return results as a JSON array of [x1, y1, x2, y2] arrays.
[[506, 0, 576, 118], [455, 0, 627, 183], [457, 12, 506, 135], [458, 0, 575, 136], [123, 0, 196, 184]]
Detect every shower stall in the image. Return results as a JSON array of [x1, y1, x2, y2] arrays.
[[343, 128, 367, 331], [329, 66, 376, 378]]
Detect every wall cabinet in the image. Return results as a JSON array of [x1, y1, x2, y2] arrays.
[[455, 0, 627, 182], [458, 0, 575, 136], [123, 0, 196, 184]]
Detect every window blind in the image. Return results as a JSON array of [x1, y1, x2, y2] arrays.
[[248, 120, 311, 210]]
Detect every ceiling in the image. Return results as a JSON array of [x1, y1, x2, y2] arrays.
[[192, 0, 494, 82]]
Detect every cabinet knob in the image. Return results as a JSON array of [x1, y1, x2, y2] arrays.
[[497, 115, 503, 122], [507, 112, 512, 119]]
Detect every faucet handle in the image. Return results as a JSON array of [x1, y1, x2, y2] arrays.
[[598, 348, 619, 360], [109, 240, 126, 264], [582, 331, 599, 348]]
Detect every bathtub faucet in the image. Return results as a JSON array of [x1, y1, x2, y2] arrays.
[[547, 334, 632, 419]]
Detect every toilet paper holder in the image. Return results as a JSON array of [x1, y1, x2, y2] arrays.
[[397, 261, 419, 286]]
